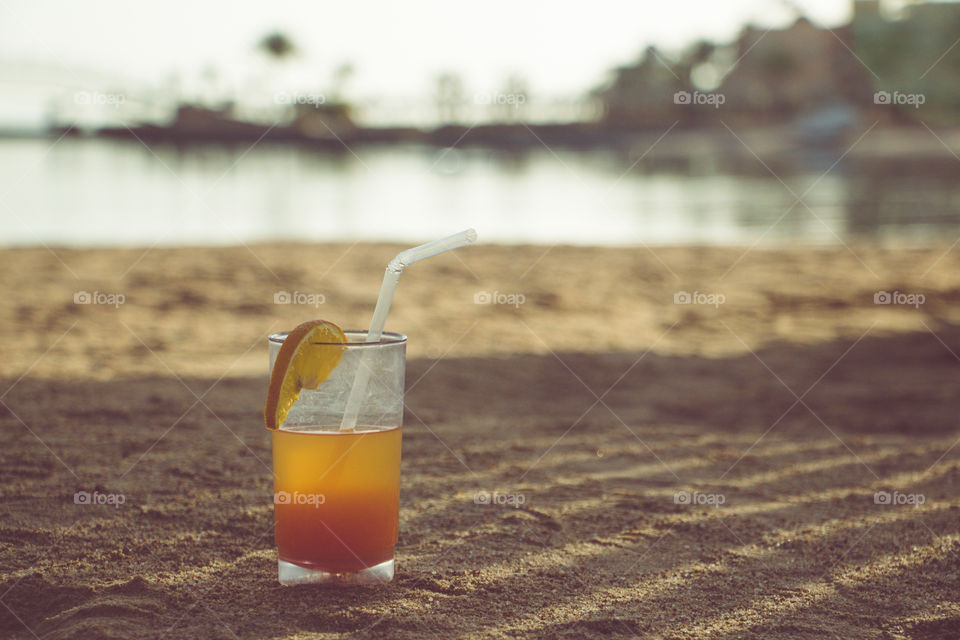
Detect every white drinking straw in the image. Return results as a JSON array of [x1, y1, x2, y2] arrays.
[[339, 229, 477, 430]]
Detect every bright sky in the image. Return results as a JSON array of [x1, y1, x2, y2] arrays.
[[0, 0, 851, 102]]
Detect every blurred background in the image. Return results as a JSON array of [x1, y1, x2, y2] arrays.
[[3, 0, 960, 248]]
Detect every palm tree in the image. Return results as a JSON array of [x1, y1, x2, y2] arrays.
[[255, 31, 299, 114], [258, 31, 297, 61]]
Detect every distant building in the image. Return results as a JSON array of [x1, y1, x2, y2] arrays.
[[717, 18, 873, 121], [595, 1, 960, 129], [594, 17, 876, 128], [593, 46, 685, 128]]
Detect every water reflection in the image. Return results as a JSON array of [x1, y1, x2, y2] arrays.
[[0, 138, 957, 247]]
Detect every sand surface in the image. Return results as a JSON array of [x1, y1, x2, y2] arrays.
[[1, 242, 959, 639]]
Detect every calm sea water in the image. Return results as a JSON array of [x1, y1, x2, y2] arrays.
[[1, 137, 957, 247]]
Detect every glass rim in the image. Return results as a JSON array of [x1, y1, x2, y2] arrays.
[[268, 329, 407, 347]]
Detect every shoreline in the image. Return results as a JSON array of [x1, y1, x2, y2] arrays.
[[25, 121, 959, 166]]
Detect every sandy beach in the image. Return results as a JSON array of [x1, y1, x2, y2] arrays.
[[1, 242, 959, 639]]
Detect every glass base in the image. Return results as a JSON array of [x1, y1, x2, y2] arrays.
[[277, 557, 394, 586]]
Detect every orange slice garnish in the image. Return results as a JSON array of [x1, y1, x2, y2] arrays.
[[265, 320, 347, 429]]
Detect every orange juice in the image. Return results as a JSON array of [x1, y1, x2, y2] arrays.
[[272, 426, 402, 573]]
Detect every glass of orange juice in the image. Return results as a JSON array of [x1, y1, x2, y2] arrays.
[[268, 329, 405, 585]]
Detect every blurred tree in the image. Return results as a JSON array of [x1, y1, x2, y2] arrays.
[[853, 1, 960, 123], [161, 72, 182, 109], [258, 31, 297, 61], [200, 64, 224, 108], [329, 62, 355, 104], [255, 31, 299, 115], [688, 40, 734, 92], [434, 72, 464, 123], [682, 40, 718, 91], [689, 40, 716, 67], [497, 74, 528, 122]]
